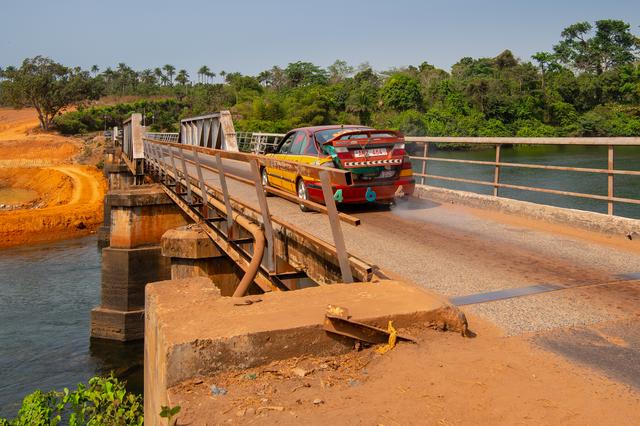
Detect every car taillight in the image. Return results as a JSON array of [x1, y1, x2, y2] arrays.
[[392, 143, 406, 156], [333, 146, 353, 160], [400, 157, 413, 177]]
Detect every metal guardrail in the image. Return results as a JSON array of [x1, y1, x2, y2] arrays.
[[160, 124, 640, 217], [406, 136, 640, 216], [237, 132, 284, 154], [145, 132, 178, 142], [142, 137, 362, 289]]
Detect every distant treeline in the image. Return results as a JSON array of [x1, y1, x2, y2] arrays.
[[2, 19, 639, 136]]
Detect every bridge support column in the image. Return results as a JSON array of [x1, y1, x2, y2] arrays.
[[97, 161, 137, 247], [161, 225, 243, 296], [91, 185, 190, 341]]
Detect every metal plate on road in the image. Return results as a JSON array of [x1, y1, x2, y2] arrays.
[[451, 283, 564, 306]]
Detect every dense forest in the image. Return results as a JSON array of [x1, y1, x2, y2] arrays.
[[1, 19, 639, 137]]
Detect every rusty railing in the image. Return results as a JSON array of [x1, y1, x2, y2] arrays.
[[405, 136, 640, 216], [142, 137, 366, 290]]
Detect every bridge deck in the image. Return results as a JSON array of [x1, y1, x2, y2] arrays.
[[162, 146, 640, 387]]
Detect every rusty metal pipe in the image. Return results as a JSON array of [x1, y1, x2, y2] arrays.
[[232, 220, 265, 297], [205, 190, 266, 297]]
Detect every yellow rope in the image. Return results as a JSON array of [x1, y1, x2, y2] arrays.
[[376, 321, 397, 354]]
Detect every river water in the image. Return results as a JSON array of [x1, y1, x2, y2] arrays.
[[0, 236, 142, 418], [414, 145, 640, 219]]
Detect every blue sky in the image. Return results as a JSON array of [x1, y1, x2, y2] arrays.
[[1, 0, 638, 78]]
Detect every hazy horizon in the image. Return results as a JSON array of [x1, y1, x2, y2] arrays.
[[1, 0, 639, 79]]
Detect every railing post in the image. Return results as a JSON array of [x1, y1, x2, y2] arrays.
[[193, 149, 209, 218], [152, 143, 161, 175], [215, 154, 235, 234], [493, 144, 501, 197], [168, 146, 180, 188], [250, 160, 275, 273], [608, 145, 614, 215], [420, 142, 428, 185], [155, 144, 165, 182], [319, 171, 353, 283], [178, 147, 193, 204], [143, 140, 153, 174], [154, 144, 166, 183]]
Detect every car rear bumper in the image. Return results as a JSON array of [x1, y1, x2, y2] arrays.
[[306, 178, 415, 204]]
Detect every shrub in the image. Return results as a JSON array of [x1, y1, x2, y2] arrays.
[[0, 375, 143, 426]]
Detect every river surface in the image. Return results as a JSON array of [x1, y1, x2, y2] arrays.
[[0, 236, 142, 418], [412, 145, 640, 219]]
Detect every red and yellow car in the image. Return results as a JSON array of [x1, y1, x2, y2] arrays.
[[261, 125, 415, 211]]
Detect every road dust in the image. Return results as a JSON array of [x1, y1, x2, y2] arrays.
[[0, 108, 106, 248]]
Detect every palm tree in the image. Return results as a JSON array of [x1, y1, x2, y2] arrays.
[[175, 69, 190, 86], [140, 69, 156, 85], [103, 67, 115, 92], [205, 70, 216, 83], [90, 64, 99, 77], [162, 64, 176, 85], [197, 65, 210, 84], [153, 67, 164, 85]]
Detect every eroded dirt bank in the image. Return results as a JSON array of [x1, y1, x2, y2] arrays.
[[0, 108, 107, 248]]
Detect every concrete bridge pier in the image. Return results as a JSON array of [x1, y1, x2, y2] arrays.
[[97, 161, 137, 247], [160, 225, 244, 296], [91, 185, 191, 341]]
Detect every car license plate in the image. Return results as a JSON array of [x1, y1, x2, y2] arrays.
[[353, 148, 387, 158]]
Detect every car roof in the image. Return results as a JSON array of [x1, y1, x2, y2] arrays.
[[290, 125, 372, 133]]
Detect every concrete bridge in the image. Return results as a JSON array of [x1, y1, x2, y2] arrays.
[[93, 112, 640, 424]]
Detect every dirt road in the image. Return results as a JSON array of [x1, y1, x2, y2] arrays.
[[0, 108, 106, 248]]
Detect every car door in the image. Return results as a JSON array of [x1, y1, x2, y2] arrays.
[[279, 131, 309, 192], [266, 132, 294, 189]]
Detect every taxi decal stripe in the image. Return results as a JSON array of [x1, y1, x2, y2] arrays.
[[344, 159, 403, 167]]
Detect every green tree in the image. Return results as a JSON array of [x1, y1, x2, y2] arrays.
[[0, 56, 99, 130], [380, 74, 423, 112], [284, 61, 329, 87], [328, 59, 354, 84], [553, 20, 640, 74], [346, 67, 380, 124]]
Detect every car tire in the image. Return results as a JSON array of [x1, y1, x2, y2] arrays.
[[297, 178, 311, 212], [261, 168, 273, 197]]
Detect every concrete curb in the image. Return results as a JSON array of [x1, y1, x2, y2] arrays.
[[414, 185, 640, 237]]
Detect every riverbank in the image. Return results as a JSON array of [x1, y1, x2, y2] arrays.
[[0, 108, 107, 248]]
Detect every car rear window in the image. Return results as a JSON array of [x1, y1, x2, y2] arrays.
[[336, 131, 397, 140], [314, 127, 370, 143]]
